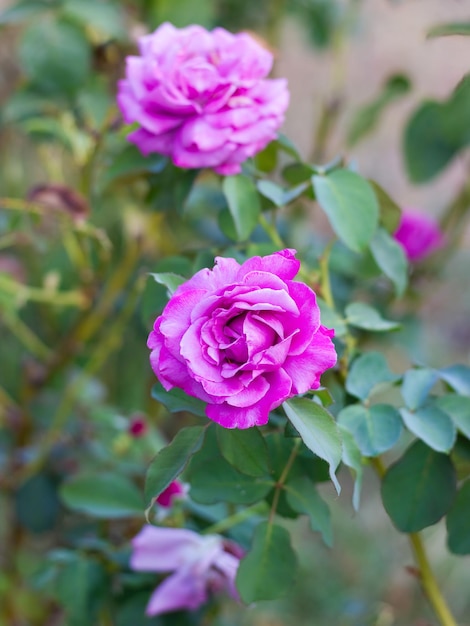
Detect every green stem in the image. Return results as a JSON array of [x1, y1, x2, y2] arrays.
[[15, 273, 146, 485], [258, 212, 285, 249], [319, 241, 335, 309], [203, 502, 269, 536], [0, 274, 87, 308], [1, 308, 51, 360], [371, 457, 457, 626], [269, 439, 301, 523]]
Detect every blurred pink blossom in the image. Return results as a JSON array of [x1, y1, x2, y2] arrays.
[[393, 210, 445, 262], [155, 480, 187, 507], [117, 22, 289, 175], [130, 525, 242, 616]]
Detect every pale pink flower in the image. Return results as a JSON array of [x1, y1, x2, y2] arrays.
[[130, 526, 242, 616], [117, 22, 289, 175]]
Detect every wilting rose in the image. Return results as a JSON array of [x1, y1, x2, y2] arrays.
[[117, 22, 289, 175], [394, 210, 445, 262], [130, 525, 242, 616], [148, 249, 337, 429]]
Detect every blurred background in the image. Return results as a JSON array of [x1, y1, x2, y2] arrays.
[[1, 1, 469, 625]]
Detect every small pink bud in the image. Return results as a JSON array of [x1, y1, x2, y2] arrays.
[[128, 414, 148, 438], [156, 481, 187, 508]]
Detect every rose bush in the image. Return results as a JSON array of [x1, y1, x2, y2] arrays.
[[393, 210, 445, 262], [117, 22, 289, 174], [148, 249, 337, 429]]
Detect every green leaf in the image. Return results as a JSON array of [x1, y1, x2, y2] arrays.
[[345, 302, 400, 332], [285, 476, 332, 547], [381, 440, 457, 532], [149, 272, 186, 296], [144, 426, 206, 507], [151, 382, 207, 417], [60, 472, 143, 518], [256, 180, 285, 207], [346, 351, 399, 401], [101, 145, 167, 187], [283, 398, 342, 493], [338, 425, 363, 510], [0, 0, 53, 24], [348, 74, 411, 146], [446, 480, 470, 554], [401, 368, 439, 410], [253, 141, 278, 172], [222, 175, 261, 241], [368, 180, 402, 234], [439, 364, 470, 396], [427, 22, 470, 39], [257, 179, 309, 207], [282, 162, 314, 185], [338, 403, 402, 457], [19, 17, 91, 96], [404, 76, 470, 182], [317, 297, 347, 337], [276, 133, 301, 159], [404, 102, 458, 182], [15, 473, 60, 533], [370, 227, 408, 296], [236, 521, 297, 603], [189, 456, 273, 505], [56, 556, 107, 626], [62, 0, 126, 39], [216, 426, 270, 477], [400, 406, 456, 453], [312, 169, 379, 253], [435, 394, 470, 439]]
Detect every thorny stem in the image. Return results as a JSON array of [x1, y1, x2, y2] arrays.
[[371, 457, 458, 626]]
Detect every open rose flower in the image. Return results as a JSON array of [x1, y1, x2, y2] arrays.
[[148, 249, 337, 429], [130, 526, 242, 616], [393, 210, 445, 262], [117, 22, 289, 175]]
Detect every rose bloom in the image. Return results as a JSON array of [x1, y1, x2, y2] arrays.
[[117, 22, 289, 175], [394, 210, 445, 262], [148, 249, 337, 429], [130, 525, 242, 616]]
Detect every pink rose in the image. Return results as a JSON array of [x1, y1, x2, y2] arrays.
[[148, 249, 337, 429], [393, 210, 445, 262], [117, 22, 289, 175]]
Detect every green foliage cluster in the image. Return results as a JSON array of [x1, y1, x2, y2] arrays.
[[1, 2, 470, 626]]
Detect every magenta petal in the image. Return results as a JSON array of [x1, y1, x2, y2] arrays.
[[206, 399, 270, 429], [238, 249, 300, 281], [283, 326, 337, 394], [394, 210, 445, 262], [117, 22, 289, 172]]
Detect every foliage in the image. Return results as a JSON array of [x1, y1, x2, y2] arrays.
[[0, 2, 469, 626]]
